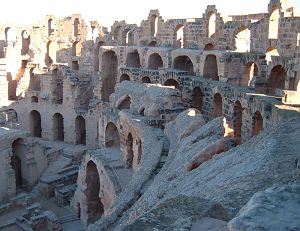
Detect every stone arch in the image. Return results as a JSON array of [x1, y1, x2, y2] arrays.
[[5, 27, 16, 43], [122, 29, 134, 46], [6, 109, 18, 125], [94, 41, 104, 71], [175, 24, 184, 48], [117, 95, 131, 110], [126, 133, 134, 168], [233, 100, 243, 145], [207, 12, 216, 38], [269, 65, 286, 93], [136, 139, 142, 165], [203, 54, 218, 80], [75, 116, 86, 145], [192, 87, 204, 112], [173, 55, 195, 76], [164, 79, 179, 89], [120, 74, 130, 82], [11, 138, 26, 188], [53, 113, 64, 141], [31, 96, 38, 103], [148, 53, 163, 70], [148, 41, 157, 47], [266, 47, 279, 63], [72, 42, 81, 56], [105, 122, 120, 148], [21, 30, 30, 55], [252, 111, 263, 137], [212, 93, 222, 118], [235, 27, 250, 52], [74, 18, 80, 37], [243, 62, 258, 87], [48, 18, 54, 36], [30, 110, 42, 138], [86, 160, 104, 224], [29, 67, 41, 91], [126, 50, 141, 68], [142, 76, 151, 83], [51, 68, 63, 104], [269, 6, 279, 39], [101, 50, 118, 101], [204, 43, 214, 50], [46, 41, 56, 65], [150, 14, 158, 37], [113, 26, 121, 41]]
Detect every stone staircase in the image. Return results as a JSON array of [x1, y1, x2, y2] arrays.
[[59, 213, 79, 224]]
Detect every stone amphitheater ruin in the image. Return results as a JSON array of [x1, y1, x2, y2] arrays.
[[0, 0, 300, 230]]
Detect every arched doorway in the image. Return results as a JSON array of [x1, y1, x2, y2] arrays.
[[105, 122, 120, 148], [142, 76, 151, 83], [235, 27, 250, 52], [53, 113, 64, 141], [101, 51, 118, 101], [11, 138, 26, 188], [164, 79, 180, 89], [212, 93, 222, 118], [252, 111, 263, 137], [233, 101, 243, 145], [86, 161, 103, 224], [51, 69, 63, 104], [148, 53, 163, 70], [204, 43, 214, 50], [243, 62, 258, 87], [126, 50, 141, 68], [126, 133, 134, 168], [74, 18, 80, 37], [269, 6, 279, 39], [269, 65, 286, 93], [117, 95, 131, 110], [120, 74, 130, 82], [192, 87, 204, 112], [175, 24, 184, 48], [207, 12, 216, 38], [75, 116, 86, 145], [150, 14, 158, 37], [173, 55, 195, 76], [203, 55, 218, 80], [30, 110, 42, 138]]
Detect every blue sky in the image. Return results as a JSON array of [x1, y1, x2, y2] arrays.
[[2, 0, 300, 28]]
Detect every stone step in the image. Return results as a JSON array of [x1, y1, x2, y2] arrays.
[[59, 214, 79, 224]]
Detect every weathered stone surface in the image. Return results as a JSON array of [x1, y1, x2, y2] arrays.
[[228, 183, 300, 231]]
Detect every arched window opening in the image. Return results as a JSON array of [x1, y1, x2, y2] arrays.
[[30, 110, 42, 137], [101, 51, 118, 101], [142, 76, 151, 83], [266, 47, 279, 63], [126, 133, 134, 168], [105, 122, 120, 148], [125, 50, 141, 68], [212, 93, 222, 118], [203, 54, 218, 80], [7, 73, 17, 100], [21, 30, 30, 55], [72, 61, 79, 70], [74, 18, 80, 37], [72, 42, 81, 56], [243, 62, 258, 87], [173, 55, 195, 76], [192, 87, 204, 112], [31, 96, 38, 103], [148, 53, 163, 70], [75, 116, 86, 145], [122, 29, 131, 46], [11, 138, 25, 189], [269, 65, 286, 94], [204, 43, 214, 50], [120, 74, 130, 82], [233, 101, 243, 145], [269, 6, 279, 39], [235, 27, 251, 52], [48, 19, 54, 36], [136, 139, 142, 165], [150, 15, 158, 37], [252, 111, 263, 137], [164, 79, 180, 89], [175, 24, 184, 48], [53, 113, 64, 141], [208, 12, 216, 38], [94, 41, 104, 71], [46, 41, 56, 65], [117, 95, 131, 110], [86, 161, 104, 224], [5, 27, 16, 43], [52, 68, 63, 104]]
